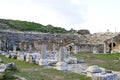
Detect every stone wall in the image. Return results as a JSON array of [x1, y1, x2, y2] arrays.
[[0, 35, 6, 51], [105, 34, 120, 53], [74, 43, 103, 53], [0, 30, 119, 52]]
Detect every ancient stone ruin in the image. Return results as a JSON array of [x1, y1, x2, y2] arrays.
[[1, 30, 120, 53], [1, 30, 120, 79]]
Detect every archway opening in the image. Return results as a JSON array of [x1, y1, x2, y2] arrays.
[[109, 43, 116, 52], [69, 46, 73, 51]]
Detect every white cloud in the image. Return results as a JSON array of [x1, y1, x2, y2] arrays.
[[70, 0, 81, 5], [0, 0, 87, 31], [1, 0, 120, 33]]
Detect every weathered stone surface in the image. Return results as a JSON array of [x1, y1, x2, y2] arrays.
[[12, 74, 26, 80], [6, 62, 17, 70], [0, 30, 119, 53], [92, 73, 117, 80], [55, 47, 68, 71], [0, 64, 6, 73], [66, 57, 77, 64], [39, 44, 48, 66], [85, 66, 105, 77]]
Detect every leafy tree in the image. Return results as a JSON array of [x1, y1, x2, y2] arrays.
[[77, 29, 90, 35]]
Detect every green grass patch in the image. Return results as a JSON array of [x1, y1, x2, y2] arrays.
[[73, 53, 120, 71], [0, 19, 70, 33]]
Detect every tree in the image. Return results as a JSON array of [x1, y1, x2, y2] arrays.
[[70, 28, 77, 33], [77, 29, 90, 35]]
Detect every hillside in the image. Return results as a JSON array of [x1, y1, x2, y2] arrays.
[[0, 19, 70, 33]]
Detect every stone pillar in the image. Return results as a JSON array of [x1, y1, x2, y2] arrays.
[[29, 55, 33, 63], [93, 46, 98, 54], [13, 45, 17, 52], [26, 54, 29, 62], [53, 44, 56, 51], [59, 47, 64, 62], [104, 41, 107, 53], [23, 43, 27, 51], [74, 46, 78, 54], [29, 45, 32, 52], [41, 44, 46, 59], [37, 45, 41, 52], [111, 38, 114, 53], [39, 44, 48, 66], [56, 47, 67, 71], [0, 40, 2, 51]]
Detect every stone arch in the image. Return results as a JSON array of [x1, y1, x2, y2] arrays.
[[69, 45, 73, 51], [66, 43, 74, 53], [109, 42, 116, 52]]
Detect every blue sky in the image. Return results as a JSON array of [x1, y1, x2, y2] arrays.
[[0, 0, 120, 33]]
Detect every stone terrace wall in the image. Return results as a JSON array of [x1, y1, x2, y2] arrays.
[[79, 32, 119, 44], [0, 29, 119, 51]]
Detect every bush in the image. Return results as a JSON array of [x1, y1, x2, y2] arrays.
[[77, 29, 90, 35]]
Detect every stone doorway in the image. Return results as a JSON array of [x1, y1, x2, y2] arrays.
[[69, 45, 73, 51], [109, 43, 116, 52]]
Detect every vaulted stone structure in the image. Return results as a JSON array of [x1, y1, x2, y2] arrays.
[[104, 34, 120, 53]]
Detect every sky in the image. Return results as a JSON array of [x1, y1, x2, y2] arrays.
[[0, 0, 120, 33]]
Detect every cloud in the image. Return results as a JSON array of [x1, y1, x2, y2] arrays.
[[30, 0, 86, 26], [70, 0, 81, 5], [0, 0, 87, 30]]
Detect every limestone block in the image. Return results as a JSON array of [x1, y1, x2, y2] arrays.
[[25, 54, 29, 62], [85, 66, 105, 77], [6, 62, 17, 70], [0, 64, 6, 73], [66, 57, 77, 64], [55, 62, 68, 71], [39, 59, 49, 66], [92, 73, 117, 80]]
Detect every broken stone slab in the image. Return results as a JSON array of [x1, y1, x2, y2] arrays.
[[17, 54, 25, 61], [6, 62, 17, 70], [113, 71, 120, 80], [55, 62, 68, 71], [12, 74, 26, 80], [67, 63, 89, 74], [0, 64, 6, 73], [85, 65, 105, 77], [77, 58, 85, 63], [39, 59, 49, 66], [66, 57, 77, 64], [0, 52, 6, 56], [92, 73, 117, 80]]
